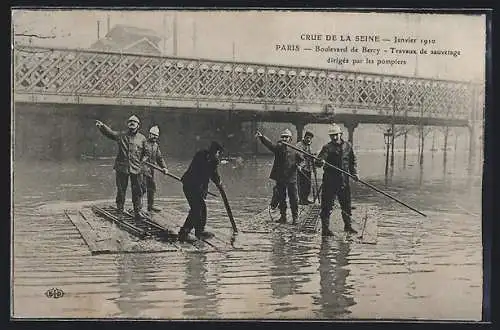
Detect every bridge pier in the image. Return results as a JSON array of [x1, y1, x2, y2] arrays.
[[443, 126, 449, 166], [294, 122, 306, 142], [344, 122, 359, 145]]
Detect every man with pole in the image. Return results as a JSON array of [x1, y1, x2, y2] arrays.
[[296, 130, 315, 205], [280, 126, 427, 236], [141, 125, 168, 213], [177, 141, 225, 241], [316, 123, 359, 236], [256, 129, 302, 224]]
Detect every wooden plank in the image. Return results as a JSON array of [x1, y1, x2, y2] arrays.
[[64, 210, 105, 255], [242, 203, 378, 245], [90, 206, 183, 253], [153, 208, 277, 252], [152, 209, 226, 253], [135, 209, 206, 253], [79, 208, 121, 253], [66, 207, 185, 254]]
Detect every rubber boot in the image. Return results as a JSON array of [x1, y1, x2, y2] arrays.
[[196, 230, 215, 239], [149, 205, 162, 213], [344, 225, 358, 234], [178, 228, 189, 242], [343, 216, 358, 234], [321, 217, 334, 236]]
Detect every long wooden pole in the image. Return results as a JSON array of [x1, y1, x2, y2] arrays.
[[282, 141, 427, 217], [145, 161, 217, 197], [146, 161, 237, 232]]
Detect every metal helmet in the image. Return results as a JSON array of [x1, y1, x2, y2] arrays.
[[149, 126, 160, 136], [128, 115, 140, 124], [280, 129, 292, 137], [328, 123, 343, 135]]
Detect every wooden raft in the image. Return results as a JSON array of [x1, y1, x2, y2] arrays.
[[241, 202, 378, 244]]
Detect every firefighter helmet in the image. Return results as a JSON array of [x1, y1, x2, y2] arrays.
[[280, 129, 292, 137], [149, 126, 160, 136], [328, 123, 343, 135], [127, 115, 140, 124]]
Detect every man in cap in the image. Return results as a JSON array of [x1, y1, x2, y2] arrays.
[[256, 128, 303, 224], [178, 141, 225, 241], [95, 115, 147, 219], [141, 125, 169, 213], [316, 123, 359, 236], [296, 130, 315, 205]]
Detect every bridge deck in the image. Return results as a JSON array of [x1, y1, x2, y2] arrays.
[[13, 45, 483, 125]]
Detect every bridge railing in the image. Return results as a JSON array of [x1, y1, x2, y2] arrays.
[[13, 45, 482, 120]]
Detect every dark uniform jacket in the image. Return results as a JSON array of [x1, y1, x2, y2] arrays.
[[296, 140, 314, 173], [317, 140, 357, 185], [98, 124, 147, 175], [181, 149, 221, 193], [142, 140, 167, 177], [259, 135, 303, 183]]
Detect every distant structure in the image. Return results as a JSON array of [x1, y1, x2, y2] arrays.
[[89, 24, 163, 55]]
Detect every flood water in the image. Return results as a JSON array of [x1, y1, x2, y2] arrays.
[[12, 150, 483, 320]]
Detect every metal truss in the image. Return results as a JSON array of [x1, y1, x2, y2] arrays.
[[13, 45, 483, 121]]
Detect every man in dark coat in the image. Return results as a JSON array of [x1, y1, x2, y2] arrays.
[[256, 129, 303, 224], [178, 141, 224, 241], [141, 125, 168, 213], [316, 123, 359, 236], [296, 130, 315, 205], [95, 115, 147, 218]]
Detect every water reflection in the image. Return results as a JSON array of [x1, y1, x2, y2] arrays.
[[314, 237, 355, 319], [113, 253, 161, 317], [269, 233, 300, 299], [183, 252, 218, 318]]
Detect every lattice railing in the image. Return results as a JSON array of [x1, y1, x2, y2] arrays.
[[13, 45, 482, 120]]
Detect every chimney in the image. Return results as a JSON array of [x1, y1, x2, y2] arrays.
[[107, 15, 110, 34], [97, 20, 100, 39]]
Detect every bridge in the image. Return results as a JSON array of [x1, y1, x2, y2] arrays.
[[13, 45, 483, 149]]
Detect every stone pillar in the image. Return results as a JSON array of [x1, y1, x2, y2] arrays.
[[294, 121, 305, 142], [443, 126, 449, 165], [251, 119, 258, 155], [344, 122, 359, 145]]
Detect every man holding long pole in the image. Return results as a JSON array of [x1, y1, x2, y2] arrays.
[[281, 128, 427, 224], [316, 123, 359, 236], [177, 141, 225, 241]]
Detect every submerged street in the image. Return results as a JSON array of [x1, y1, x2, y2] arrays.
[[12, 150, 482, 320]]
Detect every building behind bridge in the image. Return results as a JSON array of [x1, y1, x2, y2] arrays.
[[89, 24, 163, 55]]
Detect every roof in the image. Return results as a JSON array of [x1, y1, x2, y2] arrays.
[[106, 24, 162, 44], [89, 24, 163, 54], [90, 37, 161, 54]]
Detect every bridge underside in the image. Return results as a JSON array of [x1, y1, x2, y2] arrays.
[[13, 98, 469, 128]]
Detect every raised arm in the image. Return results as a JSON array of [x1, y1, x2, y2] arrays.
[[255, 131, 277, 153], [95, 120, 119, 141]]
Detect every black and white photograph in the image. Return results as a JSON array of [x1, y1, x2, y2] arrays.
[[11, 9, 487, 320]]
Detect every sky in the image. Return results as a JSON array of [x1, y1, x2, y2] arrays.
[[12, 10, 486, 82]]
